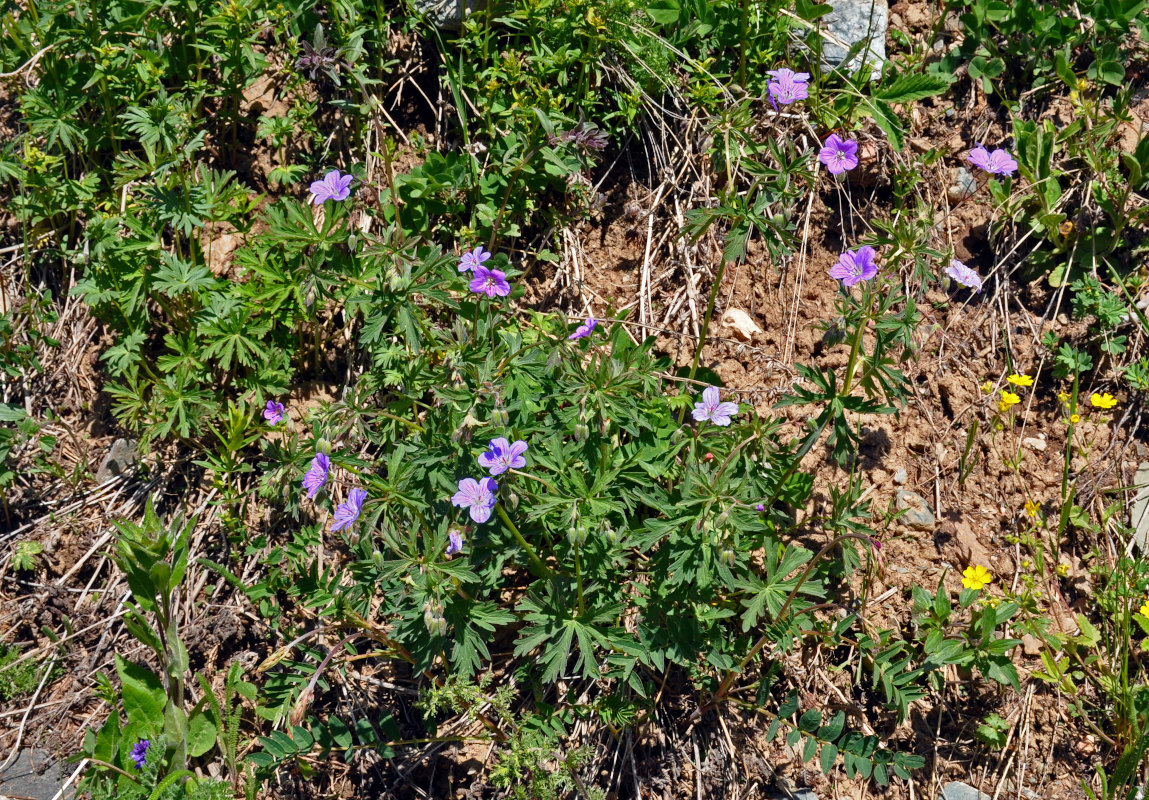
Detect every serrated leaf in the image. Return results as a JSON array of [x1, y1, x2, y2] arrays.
[[874, 73, 951, 104], [865, 99, 905, 152]]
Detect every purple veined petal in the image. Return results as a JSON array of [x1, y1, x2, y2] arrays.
[[302, 451, 330, 499], [263, 400, 285, 425], [452, 477, 482, 508], [330, 487, 367, 532], [469, 503, 493, 523], [967, 145, 992, 172], [446, 529, 464, 556], [504, 439, 529, 469], [945, 259, 984, 291], [988, 149, 1018, 176], [715, 401, 740, 418], [569, 317, 597, 340], [478, 438, 510, 474]]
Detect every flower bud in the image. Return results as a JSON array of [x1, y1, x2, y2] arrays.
[[372, 551, 386, 571], [574, 422, 590, 442], [491, 407, 509, 427], [567, 526, 587, 547], [507, 491, 519, 510], [719, 548, 736, 567], [316, 438, 331, 455]]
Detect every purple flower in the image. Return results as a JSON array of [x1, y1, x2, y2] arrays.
[[692, 386, 739, 427], [967, 145, 1018, 176], [756, 504, 765, 512], [469, 266, 511, 298], [945, 259, 984, 291], [766, 68, 810, 106], [458, 245, 492, 273], [446, 529, 464, 556], [829, 246, 879, 287], [452, 477, 497, 524], [309, 170, 354, 204], [301, 451, 330, 500], [130, 739, 150, 770], [331, 487, 367, 532], [263, 400, 285, 426], [819, 134, 860, 175], [478, 437, 528, 476], [568, 317, 597, 340]]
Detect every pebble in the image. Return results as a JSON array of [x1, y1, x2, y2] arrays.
[[893, 467, 907, 484], [1022, 436, 1047, 452], [948, 167, 977, 201], [410, 0, 481, 29], [896, 490, 935, 531], [1130, 461, 1149, 552], [1021, 634, 1042, 656], [939, 782, 993, 800], [821, 0, 888, 81], [95, 438, 138, 483]]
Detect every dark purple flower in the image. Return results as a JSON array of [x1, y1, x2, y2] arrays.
[[331, 487, 367, 532], [469, 266, 511, 298], [263, 400, 285, 426], [302, 451, 330, 500], [756, 503, 765, 512], [446, 529, 464, 556], [819, 134, 859, 175], [692, 386, 739, 427], [551, 121, 609, 151], [829, 246, 879, 287], [130, 739, 150, 770], [766, 68, 810, 106], [967, 145, 1018, 176], [945, 259, 984, 291], [452, 477, 497, 524], [568, 317, 597, 340], [309, 170, 353, 204], [458, 245, 492, 273], [478, 438, 528, 476]]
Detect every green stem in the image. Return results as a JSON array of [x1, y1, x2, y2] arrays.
[[495, 504, 553, 578], [678, 260, 729, 425], [574, 547, 585, 617], [841, 288, 870, 396], [1057, 372, 1080, 538]]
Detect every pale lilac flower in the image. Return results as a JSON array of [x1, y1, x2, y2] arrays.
[[967, 145, 1018, 176], [829, 246, 879, 287], [446, 529, 464, 556], [766, 68, 810, 106], [309, 170, 354, 204], [478, 438, 528, 476], [263, 400, 285, 425], [331, 488, 367, 532], [301, 451, 330, 499], [568, 317, 597, 340], [945, 259, 984, 291], [130, 739, 150, 770], [819, 134, 859, 175], [692, 386, 739, 427], [469, 266, 511, 298], [452, 477, 497, 524], [458, 245, 492, 273]]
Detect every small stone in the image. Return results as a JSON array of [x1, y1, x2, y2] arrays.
[[1130, 461, 1149, 552], [96, 438, 138, 483], [821, 0, 888, 81], [1022, 437, 1047, 453], [896, 490, 935, 531], [1022, 634, 1042, 656], [410, 0, 482, 29], [948, 167, 977, 201], [893, 467, 907, 484], [939, 782, 992, 800]]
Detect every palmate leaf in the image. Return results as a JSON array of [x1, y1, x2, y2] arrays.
[[514, 594, 624, 684]]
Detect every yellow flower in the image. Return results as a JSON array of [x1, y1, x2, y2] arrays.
[[1069, 413, 1080, 424], [999, 391, 1021, 412], [981, 380, 994, 394], [1141, 600, 1149, 617], [1025, 499, 1040, 518], [1090, 392, 1117, 409], [1057, 391, 1069, 403], [1056, 563, 1070, 578], [1008, 373, 1034, 387], [962, 565, 993, 590]]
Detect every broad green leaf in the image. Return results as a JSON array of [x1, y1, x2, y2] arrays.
[[116, 655, 166, 732]]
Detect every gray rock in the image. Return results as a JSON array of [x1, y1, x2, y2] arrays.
[[410, 0, 482, 29], [896, 490, 935, 531], [822, 0, 888, 81], [939, 782, 992, 800], [1022, 436, 1047, 452], [893, 467, 907, 485], [95, 438, 137, 483], [1130, 461, 1149, 552], [0, 748, 73, 800], [948, 167, 977, 201]]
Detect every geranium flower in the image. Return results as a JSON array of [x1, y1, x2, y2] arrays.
[[945, 259, 984, 291], [967, 145, 1018, 176], [568, 317, 597, 340], [309, 170, 354, 204], [766, 68, 810, 106], [469, 265, 511, 298], [331, 488, 367, 532], [130, 739, 150, 770], [829, 246, 878, 287], [458, 245, 492, 273], [962, 565, 992, 590], [1090, 392, 1117, 409], [478, 438, 528, 476], [453, 477, 497, 524], [301, 451, 330, 500], [819, 134, 859, 175], [263, 400, 285, 425], [446, 529, 464, 556], [692, 386, 739, 427]]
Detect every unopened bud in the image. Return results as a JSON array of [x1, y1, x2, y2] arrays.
[[316, 438, 331, 455], [574, 423, 590, 442], [720, 548, 735, 567], [567, 526, 587, 547], [372, 551, 386, 570], [491, 407, 509, 427]]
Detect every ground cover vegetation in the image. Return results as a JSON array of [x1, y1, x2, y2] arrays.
[[0, 0, 1147, 797]]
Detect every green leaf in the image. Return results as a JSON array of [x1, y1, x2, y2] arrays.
[[646, 0, 680, 24], [820, 742, 838, 774], [864, 99, 905, 152], [188, 708, 218, 758], [116, 655, 166, 732], [873, 73, 951, 104]]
